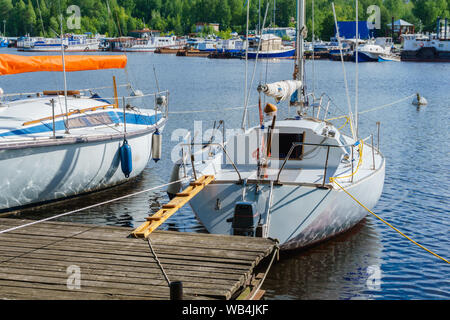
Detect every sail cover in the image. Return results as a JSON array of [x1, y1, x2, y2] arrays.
[[0, 54, 127, 75], [258, 80, 302, 103]]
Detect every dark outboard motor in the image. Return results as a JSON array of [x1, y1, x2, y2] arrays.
[[232, 201, 260, 237]]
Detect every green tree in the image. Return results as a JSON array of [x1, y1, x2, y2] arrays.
[[0, 0, 13, 35]]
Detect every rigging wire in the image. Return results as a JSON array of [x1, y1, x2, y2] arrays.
[[0, 178, 189, 236], [331, 2, 355, 140], [243, 1, 270, 129]]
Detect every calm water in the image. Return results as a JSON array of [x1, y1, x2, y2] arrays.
[[1, 48, 449, 299]]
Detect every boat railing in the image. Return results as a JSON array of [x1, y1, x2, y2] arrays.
[[304, 92, 334, 121], [276, 137, 372, 186], [180, 142, 243, 184], [17, 89, 169, 132]]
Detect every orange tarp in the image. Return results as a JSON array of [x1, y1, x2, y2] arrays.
[[0, 54, 127, 75]]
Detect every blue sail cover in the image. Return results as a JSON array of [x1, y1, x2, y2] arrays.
[[335, 21, 375, 39]]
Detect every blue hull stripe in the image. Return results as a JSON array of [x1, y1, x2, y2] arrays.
[[247, 49, 295, 59], [0, 111, 162, 137]]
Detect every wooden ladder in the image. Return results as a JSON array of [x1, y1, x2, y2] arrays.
[[131, 175, 215, 239]]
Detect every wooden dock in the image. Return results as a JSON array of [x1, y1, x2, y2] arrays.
[[0, 218, 278, 300]]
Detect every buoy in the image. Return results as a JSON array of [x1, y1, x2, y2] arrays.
[[167, 160, 182, 200], [412, 92, 428, 106], [120, 139, 132, 178], [152, 129, 162, 162]]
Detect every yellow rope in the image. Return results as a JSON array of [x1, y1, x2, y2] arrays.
[[337, 116, 350, 130], [330, 178, 450, 264], [333, 140, 364, 181]]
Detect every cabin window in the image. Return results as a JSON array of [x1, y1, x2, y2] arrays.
[[269, 132, 304, 160]]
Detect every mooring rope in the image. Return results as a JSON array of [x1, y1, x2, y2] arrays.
[[0, 178, 189, 235], [248, 244, 279, 300], [330, 178, 449, 264], [168, 104, 258, 114], [325, 94, 416, 121], [147, 237, 171, 285]]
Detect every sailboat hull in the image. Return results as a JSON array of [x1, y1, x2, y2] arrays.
[[247, 48, 296, 59], [0, 126, 162, 212], [189, 161, 385, 250]]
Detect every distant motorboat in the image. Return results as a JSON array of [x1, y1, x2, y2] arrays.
[[247, 34, 295, 59], [115, 35, 184, 52], [23, 35, 100, 52], [16, 36, 45, 51], [219, 38, 247, 54], [378, 54, 401, 62], [0, 37, 8, 48], [353, 37, 394, 62]]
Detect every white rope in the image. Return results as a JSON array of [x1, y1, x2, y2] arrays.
[[358, 94, 416, 115], [248, 245, 279, 300], [168, 104, 258, 114], [0, 178, 189, 235], [325, 93, 416, 121], [332, 2, 355, 139]]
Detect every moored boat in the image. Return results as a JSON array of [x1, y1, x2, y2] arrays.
[[169, 0, 385, 251], [114, 35, 184, 52], [22, 34, 100, 52], [247, 34, 295, 59], [0, 54, 169, 212], [352, 37, 394, 62]]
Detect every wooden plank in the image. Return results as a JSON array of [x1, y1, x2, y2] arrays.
[[0, 273, 232, 299], [0, 249, 254, 273], [0, 262, 243, 287], [0, 267, 240, 293], [0, 252, 251, 276], [0, 219, 275, 251], [0, 238, 263, 262]]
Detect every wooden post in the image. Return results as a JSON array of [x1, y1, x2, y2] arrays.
[[170, 281, 183, 300]]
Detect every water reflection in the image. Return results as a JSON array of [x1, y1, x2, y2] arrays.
[[263, 219, 383, 300]]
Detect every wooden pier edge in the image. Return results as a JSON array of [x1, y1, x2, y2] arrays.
[[0, 218, 278, 300]]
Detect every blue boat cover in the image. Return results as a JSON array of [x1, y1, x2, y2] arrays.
[[336, 21, 375, 39]]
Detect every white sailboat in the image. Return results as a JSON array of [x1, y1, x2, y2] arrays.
[[0, 54, 168, 212], [168, 0, 385, 250]]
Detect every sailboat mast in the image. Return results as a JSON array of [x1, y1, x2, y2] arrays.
[[355, 0, 359, 139], [294, 0, 305, 106], [60, 14, 69, 133], [241, 0, 251, 130]]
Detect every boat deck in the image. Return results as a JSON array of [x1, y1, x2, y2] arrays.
[[213, 142, 384, 188], [0, 218, 278, 300]]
